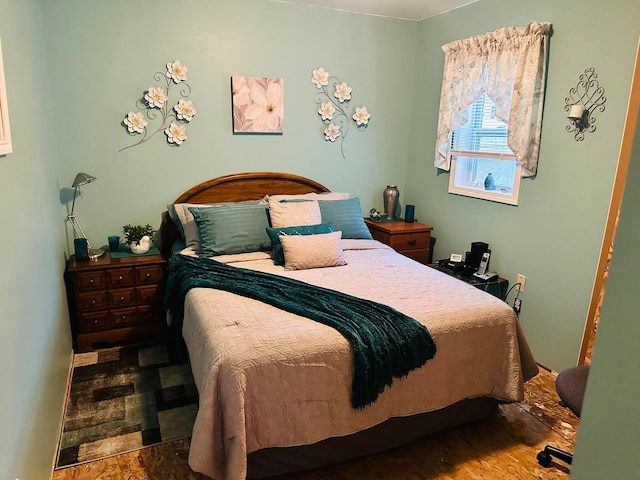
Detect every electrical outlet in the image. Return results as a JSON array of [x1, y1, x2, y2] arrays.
[[513, 298, 522, 314], [516, 274, 526, 292]]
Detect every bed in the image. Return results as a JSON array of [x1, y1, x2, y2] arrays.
[[159, 171, 539, 480]]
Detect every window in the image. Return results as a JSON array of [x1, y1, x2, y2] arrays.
[[448, 94, 521, 205], [434, 22, 551, 205]]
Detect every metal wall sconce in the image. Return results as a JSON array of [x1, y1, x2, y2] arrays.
[[565, 67, 606, 141]]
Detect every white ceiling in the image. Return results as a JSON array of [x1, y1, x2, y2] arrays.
[[270, 0, 479, 20]]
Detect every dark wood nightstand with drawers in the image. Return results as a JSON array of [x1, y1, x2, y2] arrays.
[[65, 252, 168, 352], [365, 219, 434, 265]]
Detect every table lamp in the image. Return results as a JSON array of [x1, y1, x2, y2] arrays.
[[68, 172, 105, 260]]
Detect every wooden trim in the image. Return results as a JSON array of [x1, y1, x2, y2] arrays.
[[175, 172, 329, 203], [0, 36, 12, 155], [580, 39, 640, 364]]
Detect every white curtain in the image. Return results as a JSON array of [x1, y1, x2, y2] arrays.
[[434, 22, 551, 177]]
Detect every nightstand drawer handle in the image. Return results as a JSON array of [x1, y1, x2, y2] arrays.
[[91, 300, 96, 305], [145, 273, 151, 279], [93, 319, 99, 324], [117, 275, 123, 281], [119, 296, 125, 302], [121, 315, 127, 320], [89, 279, 94, 284], [407, 239, 417, 246]]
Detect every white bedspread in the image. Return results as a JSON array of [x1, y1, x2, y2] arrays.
[[179, 240, 538, 479]]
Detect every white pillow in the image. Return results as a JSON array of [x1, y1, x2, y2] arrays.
[[280, 231, 347, 271], [268, 192, 349, 202], [268, 198, 322, 228]]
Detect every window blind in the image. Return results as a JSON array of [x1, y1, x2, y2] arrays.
[[450, 95, 515, 159]]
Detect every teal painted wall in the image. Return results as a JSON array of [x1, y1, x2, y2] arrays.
[[571, 45, 640, 479], [408, 0, 640, 371], [3, 0, 640, 477], [0, 1, 72, 478], [40, 0, 417, 254]]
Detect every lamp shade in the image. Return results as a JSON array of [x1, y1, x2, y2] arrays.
[[72, 172, 97, 187]]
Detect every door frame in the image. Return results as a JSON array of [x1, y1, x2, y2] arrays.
[[580, 39, 640, 364]]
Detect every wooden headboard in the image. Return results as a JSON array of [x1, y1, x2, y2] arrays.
[[159, 172, 330, 259]]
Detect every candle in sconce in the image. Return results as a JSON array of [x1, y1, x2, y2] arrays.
[[569, 104, 585, 119]]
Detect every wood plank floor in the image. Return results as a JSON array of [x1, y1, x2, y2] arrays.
[[52, 367, 577, 480]]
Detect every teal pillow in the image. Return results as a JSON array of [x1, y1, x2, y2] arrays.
[[168, 200, 262, 245], [189, 204, 271, 256], [318, 198, 372, 239], [266, 223, 335, 265]]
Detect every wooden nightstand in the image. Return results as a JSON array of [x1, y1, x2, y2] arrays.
[[365, 219, 434, 264], [65, 252, 168, 352]]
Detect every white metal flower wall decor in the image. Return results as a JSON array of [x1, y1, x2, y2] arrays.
[[119, 60, 195, 151], [311, 67, 370, 158]]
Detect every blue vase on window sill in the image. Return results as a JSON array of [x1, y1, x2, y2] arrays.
[[484, 173, 496, 191]]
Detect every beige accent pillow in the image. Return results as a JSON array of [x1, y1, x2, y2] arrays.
[[268, 198, 322, 228], [280, 231, 347, 271]]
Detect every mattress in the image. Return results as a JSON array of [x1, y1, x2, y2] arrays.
[[176, 239, 538, 479]]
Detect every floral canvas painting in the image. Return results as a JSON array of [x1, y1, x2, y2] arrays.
[[232, 76, 284, 134]]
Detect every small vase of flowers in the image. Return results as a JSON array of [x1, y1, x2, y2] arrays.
[[122, 224, 156, 254]]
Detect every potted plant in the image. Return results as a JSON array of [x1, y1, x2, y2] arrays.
[[122, 223, 156, 254]]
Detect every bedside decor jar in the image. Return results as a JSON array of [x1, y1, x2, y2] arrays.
[[383, 185, 399, 220], [484, 173, 496, 190], [73, 237, 90, 262], [122, 224, 156, 254], [129, 235, 151, 254]]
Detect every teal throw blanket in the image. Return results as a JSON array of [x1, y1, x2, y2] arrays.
[[165, 254, 437, 409]]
